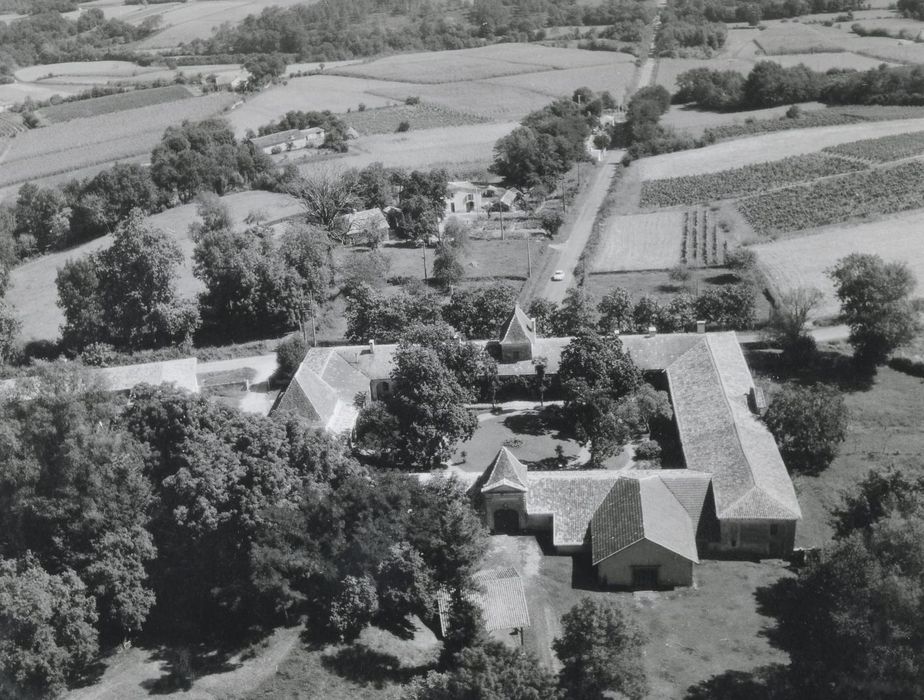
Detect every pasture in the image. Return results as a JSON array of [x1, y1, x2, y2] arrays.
[[14, 60, 162, 84], [342, 103, 486, 136], [661, 102, 828, 135], [591, 211, 684, 272], [295, 121, 518, 173], [753, 208, 924, 319], [6, 191, 302, 342], [0, 92, 236, 189], [753, 23, 843, 54], [634, 116, 924, 180]]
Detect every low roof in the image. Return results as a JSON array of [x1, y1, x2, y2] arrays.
[[250, 129, 303, 149], [437, 568, 530, 635], [342, 208, 389, 233], [591, 476, 699, 565], [94, 357, 199, 394], [482, 447, 528, 493]]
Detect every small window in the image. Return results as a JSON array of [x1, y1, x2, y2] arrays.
[[770, 524, 779, 536]]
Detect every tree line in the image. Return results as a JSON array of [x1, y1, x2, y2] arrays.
[[675, 61, 924, 112]]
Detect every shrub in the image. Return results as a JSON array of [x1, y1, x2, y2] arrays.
[[634, 439, 661, 461], [725, 246, 756, 270], [396, 120, 411, 133], [405, 96, 420, 105], [276, 333, 307, 380], [786, 104, 803, 119]]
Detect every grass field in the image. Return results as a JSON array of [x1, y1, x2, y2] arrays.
[[485, 62, 635, 101], [661, 102, 828, 135], [37, 85, 195, 123], [298, 121, 518, 173], [752, 207, 924, 319], [591, 211, 684, 272], [14, 60, 163, 83], [340, 102, 486, 136], [6, 191, 302, 342], [225, 75, 409, 136], [634, 116, 924, 180], [753, 24, 843, 54], [0, 92, 235, 188]]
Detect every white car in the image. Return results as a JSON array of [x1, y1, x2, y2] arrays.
[[551, 270, 565, 281]]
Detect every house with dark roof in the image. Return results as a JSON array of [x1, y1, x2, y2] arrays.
[[276, 305, 802, 572]]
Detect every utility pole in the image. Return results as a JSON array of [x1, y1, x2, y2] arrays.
[[422, 242, 428, 280], [500, 206, 505, 241], [526, 236, 531, 277]]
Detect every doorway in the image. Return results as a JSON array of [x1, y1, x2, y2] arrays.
[[493, 508, 520, 533]]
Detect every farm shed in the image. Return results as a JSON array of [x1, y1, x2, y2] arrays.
[[437, 568, 530, 646], [339, 207, 390, 243], [250, 127, 325, 154]]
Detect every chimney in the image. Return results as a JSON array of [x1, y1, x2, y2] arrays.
[[748, 386, 767, 414], [696, 320, 706, 334], [368, 339, 375, 353]]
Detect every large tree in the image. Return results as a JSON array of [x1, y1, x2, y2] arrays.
[[0, 367, 155, 639], [13, 182, 71, 252], [764, 383, 848, 474], [358, 344, 477, 469], [442, 283, 517, 340], [553, 597, 648, 700], [828, 253, 922, 366], [151, 118, 270, 202], [769, 481, 924, 699], [394, 169, 449, 242], [57, 211, 199, 352], [558, 331, 652, 464], [0, 555, 99, 700], [345, 282, 441, 343]]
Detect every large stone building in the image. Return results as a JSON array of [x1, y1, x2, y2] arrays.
[[276, 306, 802, 582]]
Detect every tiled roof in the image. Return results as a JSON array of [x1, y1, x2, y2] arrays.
[[437, 567, 530, 635], [250, 129, 303, 149], [666, 334, 801, 520], [482, 447, 528, 492], [500, 305, 536, 345], [591, 476, 699, 564], [342, 208, 389, 234], [526, 471, 622, 546]]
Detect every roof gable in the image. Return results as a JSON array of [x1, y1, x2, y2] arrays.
[[591, 476, 698, 564], [500, 305, 536, 345], [482, 447, 528, 492]]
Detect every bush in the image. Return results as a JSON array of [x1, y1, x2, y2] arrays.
[[786, 104, 803, 119], [634, 439, 661, 461], [725, 246, 756, 270], [405, 96, 420, 105], [275, 333, 307, 380], [396, 120, 411, 133]]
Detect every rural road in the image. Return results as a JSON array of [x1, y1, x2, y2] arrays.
[[536, 150, 624, 304]]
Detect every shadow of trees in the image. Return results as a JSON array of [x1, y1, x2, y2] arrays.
[[684, 664, 794, 700], [746, 347, 876, 393], [320, 643, 435, 689]]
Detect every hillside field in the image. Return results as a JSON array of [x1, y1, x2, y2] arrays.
[[753, 208, 924, 319], [634, 116, 924, 180], [6, 191, 302, 342]]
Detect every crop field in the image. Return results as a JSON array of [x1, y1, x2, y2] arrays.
[[753, 208, 924, 319], [342, 103, 485, 136], [753, 24, 843, 54], [299, 121, 519, 173], [591, 211, 684, 272], [824, 129, 924, 162], [680, 207, 728, 267], [661, 102, 830, 134], [333, 44, 629, 84], [485, 62, 636, 100], [365, 80, 555, 121], [737, 160, 924, 236], [635, 116, 924, 180], [6, 190, 302, 342], [225, 75, 408, 136], [767, 51, 896, 70], [640, 153, 866, 207], [0, 92, 236, 188], [14, 61, 163, 84], [36, 85, 195, 123]]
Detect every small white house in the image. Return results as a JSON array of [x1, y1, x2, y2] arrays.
[[251, 127, 326, 155]]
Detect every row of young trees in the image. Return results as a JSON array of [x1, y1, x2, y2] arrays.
[[0, 372, 488, 698]]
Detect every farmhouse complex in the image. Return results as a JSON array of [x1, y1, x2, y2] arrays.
[[277, 306, 802, 587]]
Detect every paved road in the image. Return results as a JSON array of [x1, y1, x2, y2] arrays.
[[535, 151, 623, 304]]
